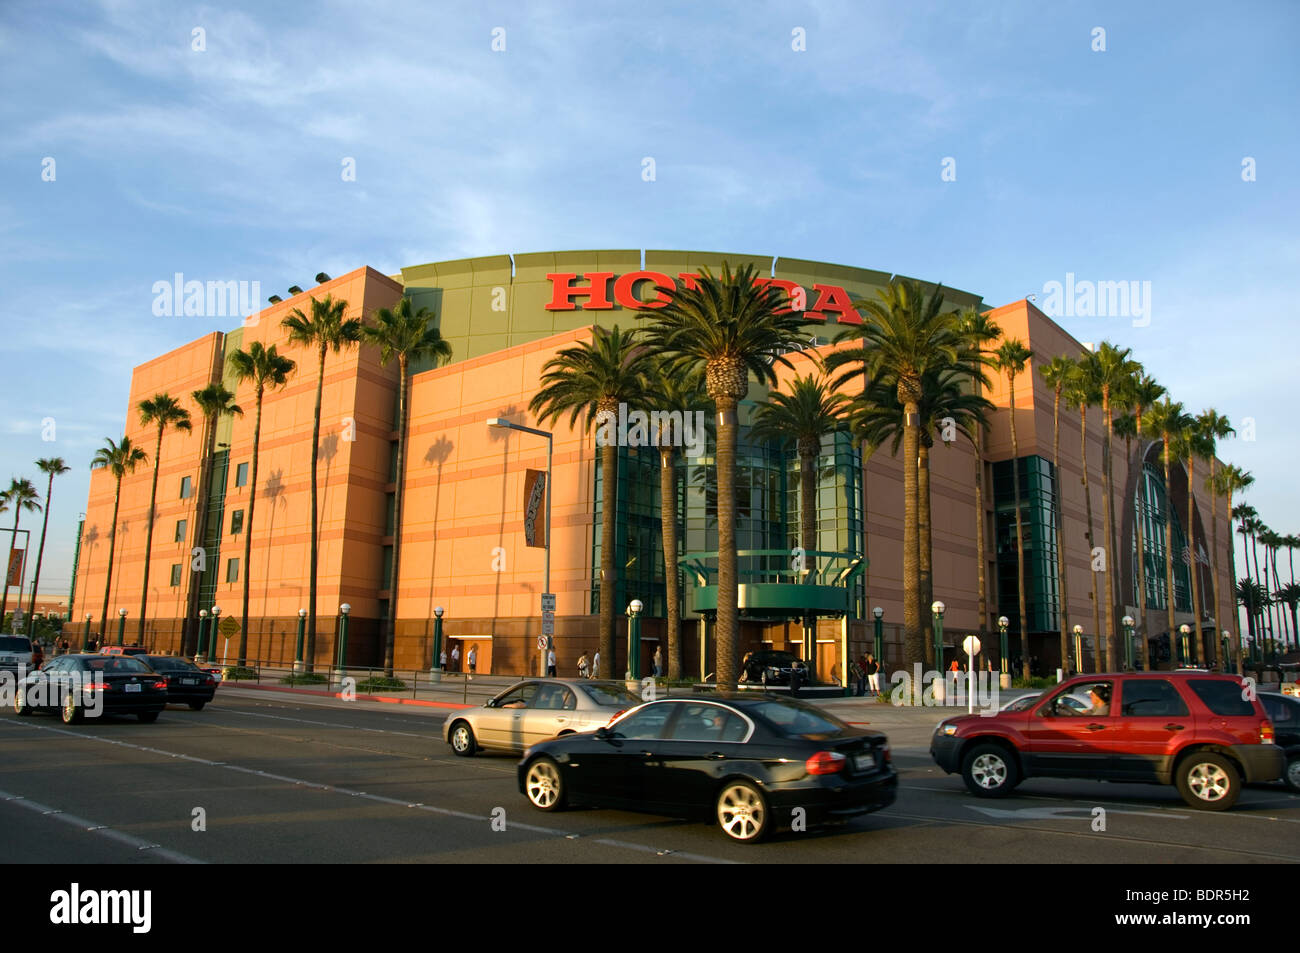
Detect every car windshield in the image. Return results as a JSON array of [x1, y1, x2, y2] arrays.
[[0, 637, 32, 651], [82, 657, 151, 674], [747, 699, 849, 738], [1001, 694, 1040, 712], [579, 683, 642, 707]]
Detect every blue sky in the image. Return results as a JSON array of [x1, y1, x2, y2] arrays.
[[1, 0, 1297, 598]]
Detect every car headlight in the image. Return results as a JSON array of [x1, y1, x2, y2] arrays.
[[940, 723, 957, 736]]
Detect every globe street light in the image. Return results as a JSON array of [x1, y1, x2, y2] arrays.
[[1072, 624, 1084, 675], [294, 608, 307, 673], [1222, 628, 1233, 674], [626, 599, 643, 680], [998, 616, 1009, 676], [433, 606, 445, 678], [117, 607, 127, 646], [872, 606, 884, 665], [1179, 623, 1191, 667], [197, 609, 209, 662], [1122, 615, 1135, 671], [338, 603, 351, 678], [931, 601, 945, 674], [83, 612, 92, 652], [211, 606, 222, 666]]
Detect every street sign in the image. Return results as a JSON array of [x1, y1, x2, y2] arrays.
[[537, 636, 547, 650], [541, 593, 555, 612], [542, 610, 555, 635], [963, 635, 981, 657], [219, 616, 240, 638]]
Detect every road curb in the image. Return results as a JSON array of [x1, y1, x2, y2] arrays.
[[221, 681, 473, 710]]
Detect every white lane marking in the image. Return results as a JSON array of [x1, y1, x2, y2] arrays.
[[0, 788, 205, 864], [0, 720, 738, 864], [967, 805, 1188, 820], [208, 706, 434, 738]]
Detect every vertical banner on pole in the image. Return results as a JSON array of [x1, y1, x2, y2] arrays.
[[6, 549, 23, 587], [523, 469, 547, 548]]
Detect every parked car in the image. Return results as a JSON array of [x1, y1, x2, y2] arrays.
[[444, 679, 644, 756], [0, 635, 34, 673], [931, 672, 1284, 810], [517, 694, 897, 843], [738, 650, 808, 686], [13, 654, 167, 723], [140, 655, 217, 710], [1258, 690, 1300, 792], [100, 644, 148, 657]]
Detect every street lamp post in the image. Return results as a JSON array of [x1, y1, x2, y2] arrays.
[[116, 608, 127, 646], [1222, 629, 1232, 674], [487, 418, 553, 677], [337, 604, 351, 680], [197, 609, 209, 661], [1122, 615, 1135, 671], [211, 606, 222, 667], [432, 606, 444, 681], [872, 606, 883, 667], [294, 609, 306, 673], [83, 612, 92, 652], [931, 601, 945, 696], [626, 599, 643, 680], [997, 616, 1009, 677], [1072, 624, 1084, 675], [1179, 623, 1191, 667]]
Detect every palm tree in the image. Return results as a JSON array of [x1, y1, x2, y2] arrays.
[[1175, 420, 1214, 662], [137, 394, 192, 643], [826, 279, 967, 669], [0, 479, 41, 629], [228, 342, 297, 666], [957, 308, 1003, 657], [1276, 582, 1300, 651], [643, 363, 709, 681], [1039, 356, 1076, 675], [361, 298, 452, 676], [186, 384, 243, 655], [24, 458, 70, 635], [647, 264, 809, 689], [1090, 343, 1140, 671], [1236, 507, 1263, 647], [1216, 466, 1252, 670], [1143, 398, 1194, 655], [530, 325, 648, 678], [1126, 372, 1166, 653], [1260, 528, 1286, 647], [1066, 362, 1102, 669], [996, 339, 1034, 680], [91, 437, 148, 644], [1236, 577, 1268, 657], [282, 295, 362, 671], [1195, 409, 1234, 660]]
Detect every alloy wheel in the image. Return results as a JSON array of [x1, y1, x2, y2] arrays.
[[717, 783, 766, 841], [970, 753, 1008, 790], [1186, 761, 1231, 802], [525, 760, 562, 809]]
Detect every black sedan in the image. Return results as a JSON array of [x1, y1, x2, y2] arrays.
[[141, 655, 217, 709], [738, 650, 808, 686], [516, 694, 897, 843], [1259, 691, 1300, 792], [13, 654, 167, 723]]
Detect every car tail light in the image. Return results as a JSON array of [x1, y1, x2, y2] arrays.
[[881, 745, 892, 763], [1261, 720, 1275, 744], [805, 750, 847, 775], [153, 680, 167, 690]]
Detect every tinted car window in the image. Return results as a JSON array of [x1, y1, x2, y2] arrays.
[[748, 699, 848, 737], [610, 704, 675, 739], [0, 636, 32, 651], [531, 684, 575, 711], [1121, 679, 1189, 717], [145, 657, 199, 672], [83, 657, 151, 674], [1187, 678, 1254, 716], [1261, 694, 1298, 725], [669, 704, 748, 742], [579, 683, 642, 707], [494, 684, 539, 708]]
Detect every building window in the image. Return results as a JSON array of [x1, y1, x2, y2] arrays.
[[235, 463, 249, 487], [170, 564, 182, 587], [230, 509, 244, 535], [226, 558, 239, 583], [180, 476, 192, 499], [175, 519, 188, 543]]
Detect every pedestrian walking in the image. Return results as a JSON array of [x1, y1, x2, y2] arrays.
[[591, 650, 600, 679], [439, 648, 447, 670], [653, 646, 663, 677], [467, 644, 477, 679], [450, 644, 460, 672], [577, 653, 589, 679], [546, 647, 557, 677], [849, 658, 863, 696]]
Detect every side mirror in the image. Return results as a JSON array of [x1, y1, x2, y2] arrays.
[[484, 698, 495, 708], [594, 726, 611, 741]]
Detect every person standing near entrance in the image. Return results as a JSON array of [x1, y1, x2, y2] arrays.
[[450, 644, 460, 672], [547, 646, 557, 677], [653, 646, 663, 678], [866, 654, 879, 693], [467, 644, 477, 679], [591, 650, 600, 679]]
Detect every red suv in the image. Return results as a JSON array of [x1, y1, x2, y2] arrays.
[[930, 672, 1283, 810]]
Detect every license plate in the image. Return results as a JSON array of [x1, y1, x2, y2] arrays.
[[852, 753, 873, 771], [182, 678, 197, 685], [125, 683, 142, 693]]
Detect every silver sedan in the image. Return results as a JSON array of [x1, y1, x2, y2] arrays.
[[443, 679, 645, 756]]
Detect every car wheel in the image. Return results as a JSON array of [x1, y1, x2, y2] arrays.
[[449, 720, 476, 756], [61, 693, 83, 725], [188, 701, 206, 711], [1285, 755, 1300, 795], [138, 711, 160, 723], [14, 687, 31, 716], [961, 743, 1019, 798], [716, 780, 770, 843], [523, 757, 567, 811], [1176, 752, 1240, 810]]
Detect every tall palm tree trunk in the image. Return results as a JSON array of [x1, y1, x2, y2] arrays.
[[239, 388, 265, 665], [100, 481, 123, 645], [186, 414, 216, 656], [1052, 389, 1071, 675], [974, 433, 990, 663], [660, 447, 682, 680], [715, 400, 740, 688], [1226, 490, 1240, 672], [599, 404, 619, 679], [306, 344, 326, 671], [138, 428, 164, 642], [1186, 457, 1204, 664], [1134, 430, 1151, 661], [25, 472, 57, 634], [1080, 405, 1100, 670], [800, 438, 819, 673], [1009, 380, 1030, 681], [1209, 459, 1222, 665], [1162, 439, 1177, 656], [382, 357, 410, 678], [901, 402, 922, 669], [919, 441, 934, 667]]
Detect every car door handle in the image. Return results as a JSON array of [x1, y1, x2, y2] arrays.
[[1164, 723, 1185, 731], [1085, 723, 1106, 731], [707, 751, 726, 760], [640, 750, 655, 758]]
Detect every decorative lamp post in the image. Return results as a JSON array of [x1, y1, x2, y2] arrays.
[[211, 606, 223, 666], [197, 609, 209, 662], [626, 599, 643, 680], [998, 616, 1009, 676], [294, 609, 306, 674], [83, 612, 92, 652], [1073, 624, 1084, 675], [337, 603, 351, 677], [432, 606, 445, 680], [1222, 629, 1232, 674], [931, 600, 945, 678], [1179, 623, 1191, 667], [116, 608, 127, 646], [1122, 615, 1135, 671], [872, 606, 884, 667]]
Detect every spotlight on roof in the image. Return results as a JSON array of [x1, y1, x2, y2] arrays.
[[288, 285, 303, 295], [315, 272, 331, 284], [267, 295, 283, 304]]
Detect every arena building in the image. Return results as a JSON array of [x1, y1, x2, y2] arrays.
[[70, 251, 1231, 678]]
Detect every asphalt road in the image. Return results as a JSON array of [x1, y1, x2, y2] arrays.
[[3, 688, 1298, 864]]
